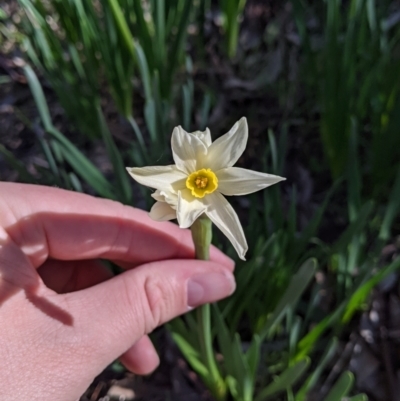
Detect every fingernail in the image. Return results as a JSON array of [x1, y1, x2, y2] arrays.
[[187, 271, 236, 308]]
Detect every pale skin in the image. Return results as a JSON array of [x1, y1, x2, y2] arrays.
[[0, 183, 235, 400]]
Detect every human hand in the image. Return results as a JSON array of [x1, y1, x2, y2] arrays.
[[0, 183, 235, 400]]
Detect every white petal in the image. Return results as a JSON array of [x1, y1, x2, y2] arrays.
[[191, 128, 212, 147], [151, 189, 178, 209], [205, 117, 248, 171], [217, 167, 286, 196], [204, 192, 248, 260], [171, 126, 207, 174], [126, 166, 186, 191], [176, 189, 207, 228], [152, 189, 177, 202], [149, 201, 177, 221], [151, 190, 167, 202]]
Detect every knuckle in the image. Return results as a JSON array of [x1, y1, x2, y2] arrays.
[[142, 275, 171, 332]]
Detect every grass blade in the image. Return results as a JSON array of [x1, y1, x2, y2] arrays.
[[255, 358, 310, 401]]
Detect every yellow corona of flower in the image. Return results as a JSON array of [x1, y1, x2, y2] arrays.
[[127, 117, 285, 260]]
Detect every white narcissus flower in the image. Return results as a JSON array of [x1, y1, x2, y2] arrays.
[[127, 117, 285, 260]]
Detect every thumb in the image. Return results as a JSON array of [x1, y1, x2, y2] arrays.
[[66, 259, 235, 366]]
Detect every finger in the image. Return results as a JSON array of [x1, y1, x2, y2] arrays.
[[38, 259, 113, 293], [1, 183, 234, 270], [119, 335, 159, 375], [65, 259, 235, 368]]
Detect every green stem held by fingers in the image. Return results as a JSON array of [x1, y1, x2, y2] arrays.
[[191, 215, 227, 401]]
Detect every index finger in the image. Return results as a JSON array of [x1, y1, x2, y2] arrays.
[[0, 183, 234, 270]]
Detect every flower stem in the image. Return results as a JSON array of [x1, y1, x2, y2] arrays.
[[191, 215, 226, 401]]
